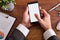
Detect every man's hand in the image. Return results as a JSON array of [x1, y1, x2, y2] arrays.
[[21, 7, 31, 28], [0, 31, 4, 39], [35, 7, 52, 31]]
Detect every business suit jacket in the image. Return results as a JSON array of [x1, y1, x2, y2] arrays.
[[6, 29, 26, 40], [48, 35, 59, 40], [6, 29, 59, 40]]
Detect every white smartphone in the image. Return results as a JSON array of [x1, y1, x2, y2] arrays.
[[28, 1, 40, 23]]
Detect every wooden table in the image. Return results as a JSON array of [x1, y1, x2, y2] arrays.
[[1, 0, 60, 40]]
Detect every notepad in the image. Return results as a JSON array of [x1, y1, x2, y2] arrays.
[[0, 12, 16, 40]]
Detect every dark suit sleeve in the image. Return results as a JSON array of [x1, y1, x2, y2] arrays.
[[6, 29, 26, 40], [48, 35, 60, 40], [43, 29, 60, 40]]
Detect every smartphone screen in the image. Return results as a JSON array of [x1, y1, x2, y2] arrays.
[[28, 2, 40, 23]]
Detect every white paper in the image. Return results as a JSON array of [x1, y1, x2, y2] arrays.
[[0, 12, 16, 40]]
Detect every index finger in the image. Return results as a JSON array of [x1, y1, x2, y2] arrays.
[[41, 9, 49, 16]]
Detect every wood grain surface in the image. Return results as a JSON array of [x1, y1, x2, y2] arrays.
[[0, 0, 60, 40]]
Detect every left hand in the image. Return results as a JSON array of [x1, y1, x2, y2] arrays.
[[21, 7, 31, 28]]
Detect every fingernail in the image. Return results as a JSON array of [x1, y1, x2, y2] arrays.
[[0, 35, 3, 39]]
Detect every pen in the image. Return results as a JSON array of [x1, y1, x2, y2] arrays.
[[48, 3, 60, 12]]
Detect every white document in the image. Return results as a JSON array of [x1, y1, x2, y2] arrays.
[[0, 12, 16, 40]]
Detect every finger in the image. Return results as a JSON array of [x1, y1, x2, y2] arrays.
[[29, 23, 31, 27], [35, 14, 44, 23], [39, 7, 44, 16], [39, 7, 42, 10], [39, 7, 43, 16], [40, 9, 44, 16], [23, 7, 29, 17], [41, 9, 49, 16], [24, 7, 28, 15]]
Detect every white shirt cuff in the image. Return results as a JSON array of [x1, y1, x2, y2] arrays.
[[16, 24, 30, 37], [43, 29, 56, 40]]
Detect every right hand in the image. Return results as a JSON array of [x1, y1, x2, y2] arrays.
[[35, 7, 52, 31], [0, 31, 4, 39]]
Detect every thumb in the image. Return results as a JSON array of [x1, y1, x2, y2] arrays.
[[35, 14, 44, 24], [24, 7, 28, 15]]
